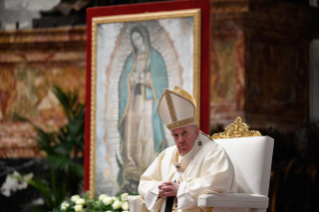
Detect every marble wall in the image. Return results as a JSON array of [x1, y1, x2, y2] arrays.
[[210, 21, 245, 126], [0, 26, 86, 211], [210, 0, 319, 132], [0, 26, 86, 158]]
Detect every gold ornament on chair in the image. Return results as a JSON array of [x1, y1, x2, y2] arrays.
[[206, 208, 213, 212], [211, 117, 262, 139]]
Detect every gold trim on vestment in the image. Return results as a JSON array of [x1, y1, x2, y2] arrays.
[[165, 91, 178, 122], [172, 86, 196, 107], [167, 117, 195, 130]]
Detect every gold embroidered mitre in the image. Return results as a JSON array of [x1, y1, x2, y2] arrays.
[[158, 86, 196, 130]]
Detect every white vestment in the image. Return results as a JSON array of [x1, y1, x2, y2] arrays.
[[130, 132, 237, 212]]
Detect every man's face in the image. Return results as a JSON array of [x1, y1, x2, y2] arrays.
[[171, 125, 200, 155]]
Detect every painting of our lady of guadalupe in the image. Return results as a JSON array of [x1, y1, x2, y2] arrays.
[[94, 17, 196, 196], [118, 25, 168, 192]]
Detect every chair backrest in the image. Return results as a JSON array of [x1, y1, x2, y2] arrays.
[[214, 136, 274, 196]]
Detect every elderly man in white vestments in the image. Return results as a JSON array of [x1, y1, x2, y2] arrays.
[[129, 86, 237, 212]]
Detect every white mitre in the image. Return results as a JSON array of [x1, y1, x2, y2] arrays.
[[157, 86, 197, 130]]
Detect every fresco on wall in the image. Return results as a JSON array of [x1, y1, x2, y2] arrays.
[[246, 41, 309, 118], [210, 23, 245, 123], [0, 26, 87, 158], [210, 21, 308, 131], [0, 64, 86, 158]]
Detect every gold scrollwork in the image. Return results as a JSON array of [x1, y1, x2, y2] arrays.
[[211, 117, 262, 139], [206, 207, 213, 212]]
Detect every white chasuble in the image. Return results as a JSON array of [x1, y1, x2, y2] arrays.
[[133, 132, 237, 212]]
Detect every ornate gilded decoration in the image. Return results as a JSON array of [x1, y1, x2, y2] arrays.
[[206, 207, 213, 212], [165, 91, 178, 122], [167, 117, 194, 130], [211, 117, 262, 139]]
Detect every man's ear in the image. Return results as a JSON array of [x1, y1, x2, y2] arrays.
[[195, 126, 200, 137]]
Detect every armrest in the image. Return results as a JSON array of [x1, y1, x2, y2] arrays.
[[198, 193, 269, 208]]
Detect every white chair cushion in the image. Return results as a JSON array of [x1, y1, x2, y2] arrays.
[[198, 193, 269, 208], [214, 136, 274, 196]]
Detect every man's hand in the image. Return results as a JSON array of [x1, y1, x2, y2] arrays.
[[158, 181, 179, 198]]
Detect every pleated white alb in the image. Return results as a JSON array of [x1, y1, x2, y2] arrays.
[[135, 132, 238, 212]]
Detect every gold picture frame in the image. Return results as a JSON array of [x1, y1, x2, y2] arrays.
[[89, 9, 201, 198]]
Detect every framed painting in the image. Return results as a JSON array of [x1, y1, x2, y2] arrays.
[[85, 0, 210, 198]]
